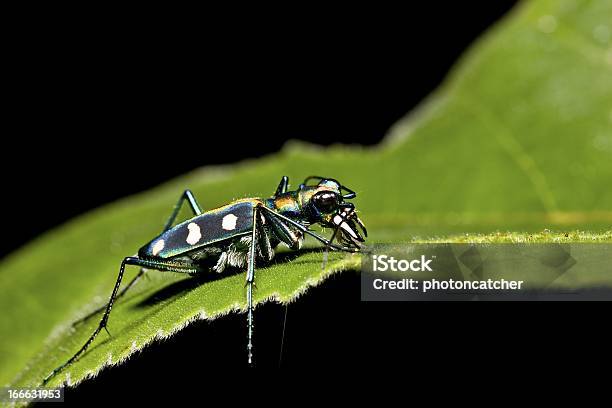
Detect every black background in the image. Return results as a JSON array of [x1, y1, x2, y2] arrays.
[[7, 2, 606, 400], [4, 1, 517, 257]]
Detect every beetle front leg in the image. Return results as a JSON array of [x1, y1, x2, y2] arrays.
[[264, 210, 303, 250], [260, 206, 359, 253], [322, 225, 342, 270]]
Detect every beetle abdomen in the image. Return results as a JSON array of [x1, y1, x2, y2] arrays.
[[139, 200, 260, 259]]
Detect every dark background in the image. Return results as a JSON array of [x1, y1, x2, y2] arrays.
[[10, 1, 604, 400], [4, 1, 517, 258]]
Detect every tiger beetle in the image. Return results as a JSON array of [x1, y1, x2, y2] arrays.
[[43, 175, 366, 382]]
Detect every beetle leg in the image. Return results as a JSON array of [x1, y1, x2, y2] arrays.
[[72, 266, 147, 327], [260, 206, 359, 253], [43, 257, 200, 385], [322, 225, 341, 270], [72, 192, 204, 327], [274, 176, 289, 197], [163, 189, 203, 231], [264, 210, 303, 250], [245, 206, 261, 366], [257, 211, 273, 263]]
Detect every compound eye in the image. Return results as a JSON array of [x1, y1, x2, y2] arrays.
[[313, 192, 338, 213]]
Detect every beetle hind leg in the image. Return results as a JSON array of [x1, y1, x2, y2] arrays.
[[73, 189, 205, 327], [72, 267, 148, 327], [42, 256, 199, 385]]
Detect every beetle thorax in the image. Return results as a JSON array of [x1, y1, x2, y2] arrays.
[[267, 193, 303, 220]]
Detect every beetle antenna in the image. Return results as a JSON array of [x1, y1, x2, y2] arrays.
[[341, 184, 356, 199]]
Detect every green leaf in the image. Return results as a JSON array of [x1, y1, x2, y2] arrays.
[[1, 0, 611, 390]]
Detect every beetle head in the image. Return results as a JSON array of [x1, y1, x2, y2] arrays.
[[299, 176, 367, 247]]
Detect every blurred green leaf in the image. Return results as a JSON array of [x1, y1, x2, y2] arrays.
[[1, 0, 611, 390]]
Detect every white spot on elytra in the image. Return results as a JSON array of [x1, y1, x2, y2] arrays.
[[186, 222, 202, 245], [222, 214, 238, 230], [152, 239, 165, 256]]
